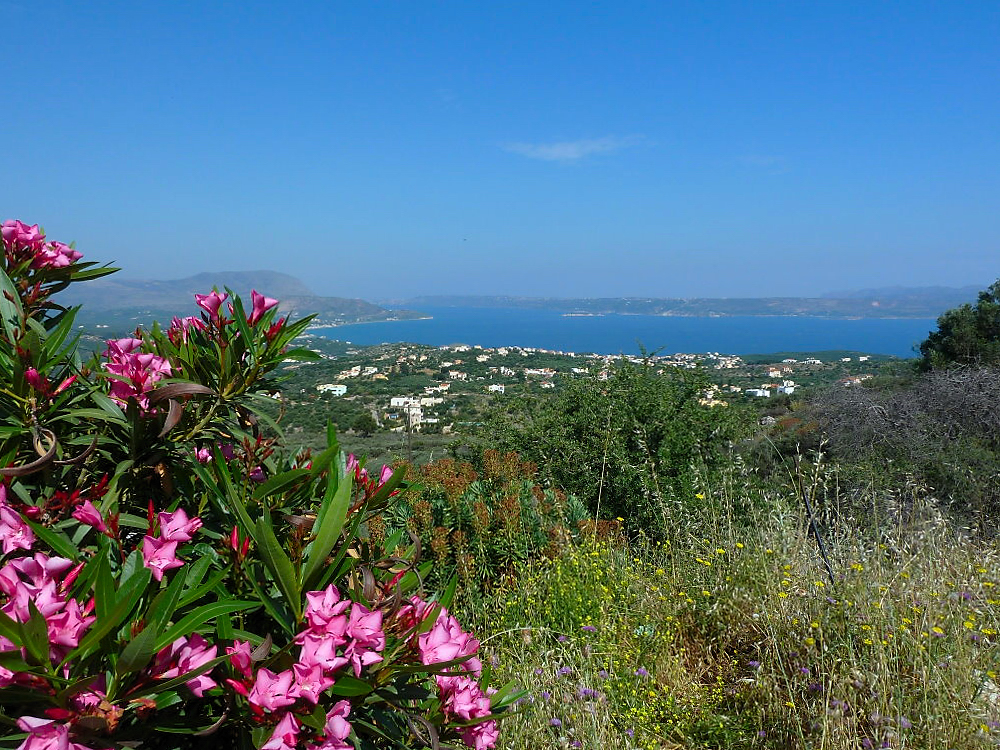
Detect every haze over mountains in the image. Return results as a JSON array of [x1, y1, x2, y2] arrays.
[[61, 270, 422, 328], [63, 270, 985, 329], [391, 284, 982, 319]]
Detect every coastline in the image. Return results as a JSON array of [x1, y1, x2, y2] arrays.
[[307, 315, 434, 333]]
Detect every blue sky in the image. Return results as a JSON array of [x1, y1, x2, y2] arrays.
[[3, 1, 999, 299]]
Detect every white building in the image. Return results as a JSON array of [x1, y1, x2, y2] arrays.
[[488, 384, 505, 394], [316, 384, 347, 396], [390, 396, 421, 408]]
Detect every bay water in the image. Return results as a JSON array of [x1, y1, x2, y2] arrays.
[[315, 306, 936, 358]]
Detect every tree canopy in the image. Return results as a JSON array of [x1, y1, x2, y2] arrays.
[[919, 279, 1000, 369]]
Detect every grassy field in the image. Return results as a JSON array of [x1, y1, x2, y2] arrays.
[[460, 467, 1000, 749]]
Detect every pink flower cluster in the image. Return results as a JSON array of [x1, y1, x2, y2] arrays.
[[16, 717, 93, 750], [0, 512, 95, 712], [193, 289, 278, 327], [167, 315, 207, 344], [0, 495, 210, 749], [149, 633, 218, 696], [228, 584, 383, 749], [102, 337, 172, 412], [346, 454, 395, 501], [400, 598, 498, 749], [1, 219, 83, 269], [0, 485, 34, 554], [0, 548, 92, 682], [141, 509, 202, 581]]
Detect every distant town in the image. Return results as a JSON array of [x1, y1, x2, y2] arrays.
[[272, 334, 892, 458]]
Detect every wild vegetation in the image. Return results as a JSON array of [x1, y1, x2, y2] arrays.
[[3, 218, 998, 750], [450, 278, 1000, 749]]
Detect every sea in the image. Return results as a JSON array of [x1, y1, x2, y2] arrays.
[[314, 307, 937, 358]]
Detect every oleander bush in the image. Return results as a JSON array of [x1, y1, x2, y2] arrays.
[[0, 220, 514, 750]]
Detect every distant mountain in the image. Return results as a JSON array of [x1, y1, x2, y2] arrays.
[[62, 270, 423, 328], [396, 289, 974, 319], [821, 285, 981, 304]]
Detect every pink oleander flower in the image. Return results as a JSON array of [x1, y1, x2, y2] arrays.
[[291, 662, 335, 705], [342, 604, 385, 677], [0, 553, 73, 599], [417, 606, 482, 676], [2, 220, 45, 250], [459, 718, 499, 750], [248, 290, 279, 325], [69, 676, 108, 711], [436, 674, 498, 749], [436, 674, 492, 721], [151, 634, 219, 697], [378, 464, 393, 486], [0, 650, 15, 689], [312, 700, 352, 750], [262, 712, 300, 750], [248, 668, 299, 712], [141, 535, 183, 581], [32, 240, 82, 269], [103, 339, 171, 413], [2, 579, 61, 622], [15, 716, 91, 750], [0, 504, 34, 555], [226, 640, 254, 680], [46, 598, 95, 658], [396, 595, 436, 632], [105, 337, 143, 357], [71, 499, 107, 534], [296, 632, 349, 674], [167, 315, 206, 344], [302, 585, 351, 636], [195, 291, 228, 321], [158, 508, 202, 543]]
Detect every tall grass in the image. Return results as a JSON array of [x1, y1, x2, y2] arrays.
[[463, 462, 1000, 749]]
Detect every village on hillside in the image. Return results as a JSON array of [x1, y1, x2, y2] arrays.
[[271, 334, 893, 456]]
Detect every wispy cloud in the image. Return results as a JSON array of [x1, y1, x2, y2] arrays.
[[503, 135, 642, 162]]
